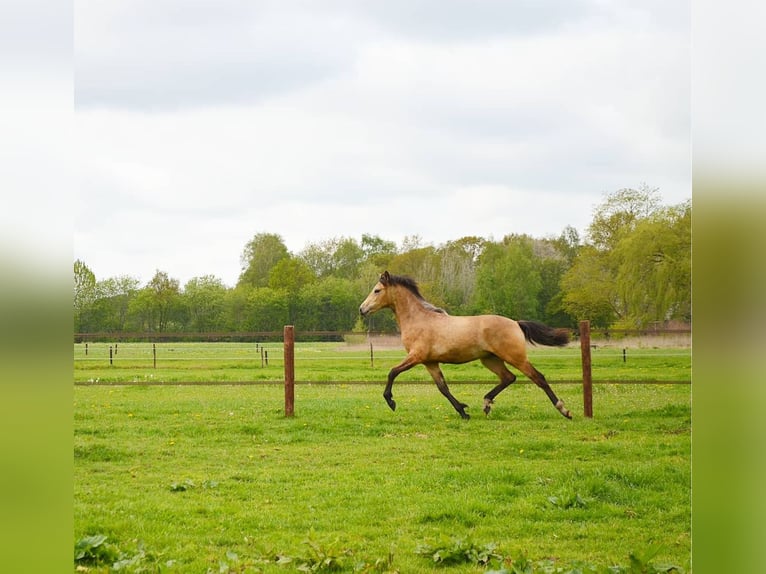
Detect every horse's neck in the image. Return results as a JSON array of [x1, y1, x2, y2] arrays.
[[391, 289, 427, 331]]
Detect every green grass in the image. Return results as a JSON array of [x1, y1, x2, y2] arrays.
[[74, 382, 690, 572], [74, 341, 690, 385]]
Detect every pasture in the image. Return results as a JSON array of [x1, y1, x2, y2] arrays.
[[74, 340, 690, 572]]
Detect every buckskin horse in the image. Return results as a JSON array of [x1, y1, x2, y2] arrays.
[[359, 271, 572, 420]]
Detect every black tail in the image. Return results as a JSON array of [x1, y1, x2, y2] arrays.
[[518, 320, 570, 347]]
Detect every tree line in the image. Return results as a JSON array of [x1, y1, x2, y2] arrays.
[[74, 187, 691, 336]]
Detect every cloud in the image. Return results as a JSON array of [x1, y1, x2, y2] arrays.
[[75, 1, 362, 111], [74, 0, 691, 286], [336, 0, 591, 41]]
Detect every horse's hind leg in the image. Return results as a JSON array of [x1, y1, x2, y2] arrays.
[[517, 360, 572, 419], [424, 363, 470, 419], [480, 355, 517, 416]]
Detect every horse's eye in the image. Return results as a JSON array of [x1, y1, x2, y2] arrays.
[[374, 289, 381, 294]]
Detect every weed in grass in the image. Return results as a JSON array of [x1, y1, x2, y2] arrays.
[[74, 534, 120, 567], [74, 534, 175, 572], [415, 534, 504, 567], [547, 491, 590, 509], [275, 530, 352, 572], [168, 479, 219, 492]]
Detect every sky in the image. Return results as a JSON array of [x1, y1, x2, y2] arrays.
[[73, 0, 691, 288]]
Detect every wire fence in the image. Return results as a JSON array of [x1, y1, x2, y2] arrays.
[[73, 330, 691, 386]]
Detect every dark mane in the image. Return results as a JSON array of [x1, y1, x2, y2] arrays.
[[387, 274, 447, 314]]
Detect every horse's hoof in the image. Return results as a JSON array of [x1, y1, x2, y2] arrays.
[[483, 399, 493, 416], [555, 400, 571, 419], [460, 412, 470, 420], [386, 399, 397, 412]]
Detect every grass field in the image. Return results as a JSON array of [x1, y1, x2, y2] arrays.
[[74, 340, 690, 573]]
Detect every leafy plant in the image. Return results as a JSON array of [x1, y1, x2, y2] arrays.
[[211, 550, 271, 573], [625, 545, 685, 573], [485, 547, 685, 574], [276, 530, 351, 572], [75, 534, 121, 566], [169, 479, 195, 492], [414, 534, 503, 567], [352, 548, 399, 573], [169, 478, 219, 492], [548, 491, 590, 509], [75, 535, 174, 573]]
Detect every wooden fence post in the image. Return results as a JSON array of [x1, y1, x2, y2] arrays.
[[284, 326, 295, 417], [580, 320, 593, 418]]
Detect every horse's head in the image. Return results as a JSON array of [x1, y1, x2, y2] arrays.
[[359, 271, 394, 316]]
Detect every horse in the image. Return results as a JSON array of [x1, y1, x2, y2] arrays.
[[359, 271, 572, 420]]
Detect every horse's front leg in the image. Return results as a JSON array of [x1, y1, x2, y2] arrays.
[[384, 356, 419, 412], [424, 363, 470, 420]]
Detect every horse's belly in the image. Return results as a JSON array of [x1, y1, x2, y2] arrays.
[[427, 335, 486, 364]]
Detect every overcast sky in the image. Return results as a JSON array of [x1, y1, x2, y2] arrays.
[[73, 0, 690, 287]]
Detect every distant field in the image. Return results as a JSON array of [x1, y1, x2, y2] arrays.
[[73, 339, 691, 385]]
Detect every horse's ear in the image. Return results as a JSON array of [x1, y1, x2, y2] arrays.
[[380, 270, 391, 284]]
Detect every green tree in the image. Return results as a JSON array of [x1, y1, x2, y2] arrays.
[[297, 276, 359, 331], [387, 245, 440, 294], [77, 273, 141, 332], [268, 257, 316, 294], [587, 184, 661, 250], [331, 237, 365, 279], [268, 257, 317, 323], [614, 201, 691, 327], [435, 237, 485, 314], [299, 237, 364, 279], [183, 275, 228, 331], [550, 225, 581, 265], [559, 186, 690, 329], [559, 245, 618, 327], [129, 270, 182, 332], [238, 233, 290, 288], [533, 238, 575, 327], [99, 276, 141, 331], [360, 234, 397, 268], [475, 236, 541, 319], [221, 286, 250, 331], [74, 260, 96, 330], [241, 287, 290, 331]]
